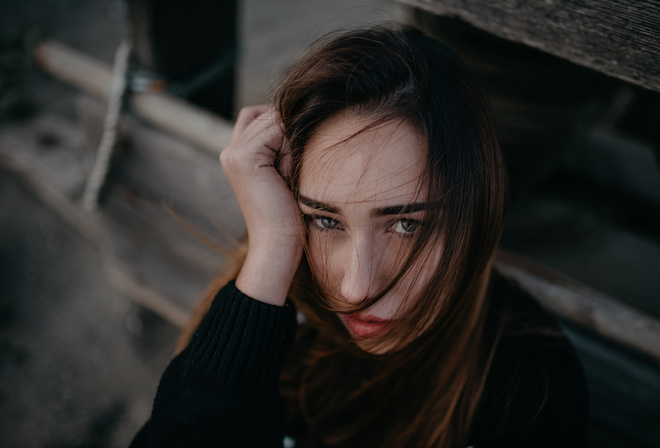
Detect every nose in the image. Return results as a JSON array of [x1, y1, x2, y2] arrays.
[[340, 234, 381, 303]]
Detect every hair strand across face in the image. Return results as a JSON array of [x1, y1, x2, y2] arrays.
[[276, 23, 510, 448]]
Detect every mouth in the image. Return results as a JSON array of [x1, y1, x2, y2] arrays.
[[342, 313, 396, 338]]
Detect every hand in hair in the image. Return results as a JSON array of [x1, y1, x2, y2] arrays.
[[220, 105, 303, 306]]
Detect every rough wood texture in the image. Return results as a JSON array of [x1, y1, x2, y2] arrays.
[[0, 114, 100, 243], [495, 249, 660, 364], [0, 102, 244, 328], [77, 95, 244, 311], [0, 118, 189, 327], [35, 40, 234, 155], [398, 0, 660, 92]]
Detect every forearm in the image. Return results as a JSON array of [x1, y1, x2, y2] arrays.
[[220, 106, 303, 308]]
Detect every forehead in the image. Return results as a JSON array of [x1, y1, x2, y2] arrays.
[[299, 113, 427, 205]]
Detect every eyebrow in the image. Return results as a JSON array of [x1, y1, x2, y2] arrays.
[[373, 203, 430, 216], [298, 195, 340, 214], [298, 195, 430, 217]]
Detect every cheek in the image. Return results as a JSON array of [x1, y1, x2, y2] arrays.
[[306, 232, 341, 290], [306, 232, 414, 295], [385, 243, 444, 303], [405, 247, 444, 305]]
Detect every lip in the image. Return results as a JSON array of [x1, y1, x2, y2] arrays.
[[342, 313, 396, 338]]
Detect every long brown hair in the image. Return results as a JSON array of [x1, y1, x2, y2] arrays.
[[181, 24, 510, 447]]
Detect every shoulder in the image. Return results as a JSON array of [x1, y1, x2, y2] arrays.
[[474, 274, 590, 448]]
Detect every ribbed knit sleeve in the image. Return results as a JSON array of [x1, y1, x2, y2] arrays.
[[129, 281, 298, 448]]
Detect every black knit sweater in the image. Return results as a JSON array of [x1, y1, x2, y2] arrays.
[[129, 280, 589, 447]]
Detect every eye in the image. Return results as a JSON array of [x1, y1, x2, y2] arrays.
[[316, 216, 340, 229], [305, 215, 342, 231], [390, 219, 419, 235]]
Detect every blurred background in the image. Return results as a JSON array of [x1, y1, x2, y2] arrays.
[[0, 0, 658, 447]]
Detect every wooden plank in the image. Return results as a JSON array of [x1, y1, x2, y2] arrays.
[[0, 114, 99, 243], [34, 40, 234, 156], [0, 106, 244, 328], [104, 260, 190, 329], [99, 183, 225, 321], [34, 41, 113, 101], [77, 95, 244, 313], [76, 95, 244, 241], [495, 249, 660, 364], [398, 0, 660, 93]]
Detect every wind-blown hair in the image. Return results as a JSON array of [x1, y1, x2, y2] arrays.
[[179, 23, 510, 448], [275, 24, 509, 447]]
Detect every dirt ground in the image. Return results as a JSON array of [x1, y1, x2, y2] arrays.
[[0, 172, 179, 447]]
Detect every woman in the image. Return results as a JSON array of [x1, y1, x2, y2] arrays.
[[130, 24, 588, 447]]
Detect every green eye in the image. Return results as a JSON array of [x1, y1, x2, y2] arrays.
[[391, 219, 418, 234], [315, 216, 340, 229]]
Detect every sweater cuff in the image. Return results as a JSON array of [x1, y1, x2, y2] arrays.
[[185, 280, 297, 389]]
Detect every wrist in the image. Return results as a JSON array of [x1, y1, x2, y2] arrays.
[[235, 241, 302, 306]]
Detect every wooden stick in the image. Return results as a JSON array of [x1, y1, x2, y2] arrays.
[[495, 249, 660, 364], [34, 40, 234, 155]]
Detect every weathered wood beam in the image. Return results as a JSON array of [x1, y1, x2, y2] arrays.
[[0, 115, 194, 329], [495, 249, 660, 364], [398, 0, 660, 93], [34, 40, 234, 155]]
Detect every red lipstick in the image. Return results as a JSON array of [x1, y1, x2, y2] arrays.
[[343, 313, 395, 338]]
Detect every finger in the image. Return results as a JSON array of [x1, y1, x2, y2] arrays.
[[221, 108, 284, 172], [232, 105, 273, 139]]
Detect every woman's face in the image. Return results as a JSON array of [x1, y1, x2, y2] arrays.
[[298, 112, 440, 352]]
